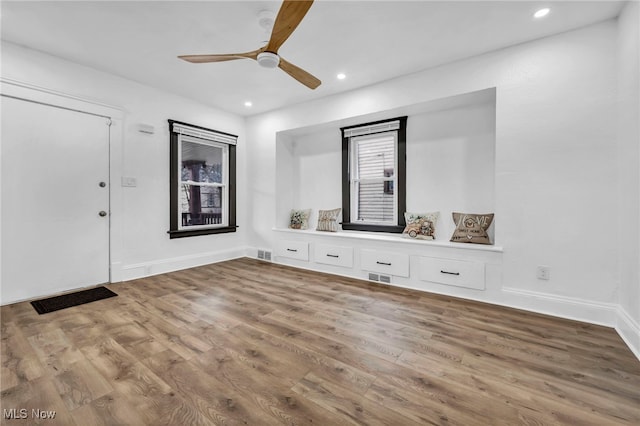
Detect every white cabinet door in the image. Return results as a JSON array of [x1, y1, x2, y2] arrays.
[[360, 249, 410, 277], [418, 257, 486, 290], [315, 243, 354, 268], [1, 96, 110, 303], [275, 240, 309, 261]]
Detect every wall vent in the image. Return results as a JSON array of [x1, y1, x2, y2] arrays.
[[368, 273, 391, 283], [257, 249, 272, 261]]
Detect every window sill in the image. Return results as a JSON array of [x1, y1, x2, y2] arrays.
[[168, 226, 237, 239], [341, 222, 404, 233], [272, 227, 503, 253]]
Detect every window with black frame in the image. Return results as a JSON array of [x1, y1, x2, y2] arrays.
[[168, 120, 237, 238], [341, 117, 407, 233]]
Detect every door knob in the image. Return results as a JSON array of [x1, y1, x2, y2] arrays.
[[99, 211, 107, 217], [99, 182, 106, 188]]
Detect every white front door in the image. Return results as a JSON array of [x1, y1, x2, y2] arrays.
[[1, 96, 110, 304]]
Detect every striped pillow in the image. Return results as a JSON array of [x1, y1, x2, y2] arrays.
[[316, 208, 341, 232]]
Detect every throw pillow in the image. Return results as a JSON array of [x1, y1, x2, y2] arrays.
[[289, 209, 311, 230], [450, 212, 494, 244], [402, 212, 439, 240], [316, 208, 341, 232]]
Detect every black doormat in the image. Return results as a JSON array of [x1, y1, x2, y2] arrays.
[[30, 286, 117, 315]]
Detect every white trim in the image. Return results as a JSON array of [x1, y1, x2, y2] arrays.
[[616, 305, 640, 361], [0, 77, 123, 119], [121, 247, 247, 281], [502, 287, 618, 327]]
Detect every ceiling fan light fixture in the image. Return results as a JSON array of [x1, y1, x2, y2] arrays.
[[258, 10, 276, 31], [257, 51, 280, 68]]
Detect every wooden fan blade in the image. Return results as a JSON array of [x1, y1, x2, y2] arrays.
[[278, 57, 321, 89], [178, 49, 261, 63], [266, 0, 314, 53]]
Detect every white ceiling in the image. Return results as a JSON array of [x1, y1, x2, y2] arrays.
[[1, 1, 624, 116]]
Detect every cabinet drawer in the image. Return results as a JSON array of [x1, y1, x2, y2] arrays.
[[315, 244, 353, 268], [360, 249, 409, 277], [418, 257, 485, 290], [276, 240, 309, 261]]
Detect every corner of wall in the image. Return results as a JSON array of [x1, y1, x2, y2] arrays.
[[616, 0, 640, 362], [617, 305, 640, 361]]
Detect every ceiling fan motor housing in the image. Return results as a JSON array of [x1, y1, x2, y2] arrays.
[[179, 1, 320, 88], [257, 51, 280, 68]]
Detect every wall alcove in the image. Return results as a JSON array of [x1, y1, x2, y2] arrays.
[[275, 88, 498, 246]]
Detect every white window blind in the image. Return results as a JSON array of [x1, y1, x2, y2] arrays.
[[343, 120, 400, 138], [172, 122, 237, 145]]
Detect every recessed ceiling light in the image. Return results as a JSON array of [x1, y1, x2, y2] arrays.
[[534, 8, 550, 18], [244, 101, 252, 107], [337, 73, 346, 80]]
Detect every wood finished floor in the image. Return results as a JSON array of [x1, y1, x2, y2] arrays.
[[1, 257, 639, 425]]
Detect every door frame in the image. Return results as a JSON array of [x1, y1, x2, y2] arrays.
[[0, 78, 125, 298]]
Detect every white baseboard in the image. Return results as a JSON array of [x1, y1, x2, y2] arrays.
[[616, 306, 640, 361], [121, 247, 249, 281], [501, 287, 618, 327], [110, 261, 124, 283]]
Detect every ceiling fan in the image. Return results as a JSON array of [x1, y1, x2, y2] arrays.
[[178, 0, 321, 90]]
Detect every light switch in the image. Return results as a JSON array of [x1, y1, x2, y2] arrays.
[[121, 176, 137, 187]]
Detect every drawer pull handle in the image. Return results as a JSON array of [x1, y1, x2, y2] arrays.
[[441, 270, 460, 276], [377, 261, 392, 266], [286, 248, 298, 252], [326, 254, 339, 258]]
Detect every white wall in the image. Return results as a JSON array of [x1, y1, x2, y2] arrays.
[[406, 102, 496, 242], [1, 41, 248, 302], [247, 21, 620, 326], [278, 101, 496, 241], [278, 128, 343, 229], [616, 1, 640, 358]]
